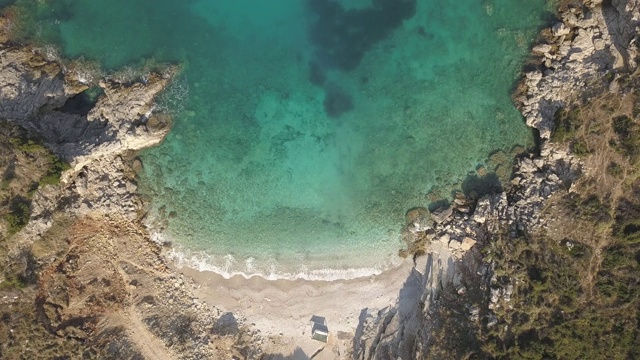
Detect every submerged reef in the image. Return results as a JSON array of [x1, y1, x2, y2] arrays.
[[307, 0, 416, 118], [307, 0, 417, 72], [323, 84, 354, 118]]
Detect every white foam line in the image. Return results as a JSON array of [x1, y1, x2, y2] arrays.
[[150, 230, 396, 281], [167, 247, 389, 281]]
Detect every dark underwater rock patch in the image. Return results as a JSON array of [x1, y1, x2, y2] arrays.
[[308, 61, 326, 86], [323, 85, 354, 118], [307, 0, 417, 72]]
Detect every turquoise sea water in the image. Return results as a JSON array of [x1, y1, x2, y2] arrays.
[[7, 0, 548, 279]]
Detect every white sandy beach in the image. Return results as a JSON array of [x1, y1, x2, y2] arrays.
[[177, 257, 417, 358], [174, 243, 453, 359]]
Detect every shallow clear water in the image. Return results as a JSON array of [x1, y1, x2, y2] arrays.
[[8, 0, 547, 279]]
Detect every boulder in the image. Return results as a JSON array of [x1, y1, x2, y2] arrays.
[[132, 158, 143, 173], [552, 22, 570, 37], [532, 44, 553, 55], [405, 207, 430, 232], [460, 237, 477, 251], [430, 206, 453, 224], [438, 234, 450, 245]]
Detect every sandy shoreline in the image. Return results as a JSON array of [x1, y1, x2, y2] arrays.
[[163, 243, 405, 282], [173, 255, 430, 357], [151, 226, 405, 281]]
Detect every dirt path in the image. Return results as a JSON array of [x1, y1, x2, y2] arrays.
[[124, 307, 177, 360], [106, 249, 178, 360]]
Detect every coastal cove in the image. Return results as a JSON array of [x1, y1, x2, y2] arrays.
[[6, 0, 547, 279], [1, 0, 639, 358]]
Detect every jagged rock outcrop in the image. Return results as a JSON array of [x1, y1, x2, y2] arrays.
[[354, 249, 451, 360], [0, 41, 172, 170], [517, 0, 639, 139], [0, 47, 67, 120], [397, 146, 580, 265], [0, 32, 176, 242]]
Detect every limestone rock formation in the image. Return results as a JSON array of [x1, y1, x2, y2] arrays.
[[0, 42, 173, 170], [516, 0, 640, 139], [0, 33, 178, 243]]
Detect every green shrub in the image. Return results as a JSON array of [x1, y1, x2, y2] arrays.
[[0, 275, 26, 290], [551, 107, 581, 143], [570, 139, 590, 157], [610, 115, 640, 159], [0, 179, 11, 190], [633, 90, 640, 119], [26, 181, 39, 198], [564, 193, 611, 222], [617, 221, 640, 245], [38, 155, 70, 187], [601, 245, 635, 270], [607, 162, 623, 177], [612, 115, 632, 137], [561, 239, 591, 259], [4, 197, 31, 235], [9, 137, 46, 153]]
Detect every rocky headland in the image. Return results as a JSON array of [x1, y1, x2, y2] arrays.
[[0, 14, 261, 359], [0, 0, 639, 359]]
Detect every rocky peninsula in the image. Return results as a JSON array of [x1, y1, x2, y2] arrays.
[[0, 0, 639, 359]]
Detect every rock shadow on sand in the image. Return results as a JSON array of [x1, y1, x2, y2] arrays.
[[262, 347, 310, 360]]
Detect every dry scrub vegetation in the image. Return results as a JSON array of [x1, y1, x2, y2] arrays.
[[0, 121, 69, 243], [479, 72, 640, 359], [0, 123, 257, 359], [425, 68, 640, 359]]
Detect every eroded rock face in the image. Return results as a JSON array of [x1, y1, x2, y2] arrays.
[[0, 43, 173, 169], [0, 48, 67, 120], [0, 32, 177, 242], [353, 243, 454, 360], [34, 76, 172, 166], [516, 0, 640, 140]]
